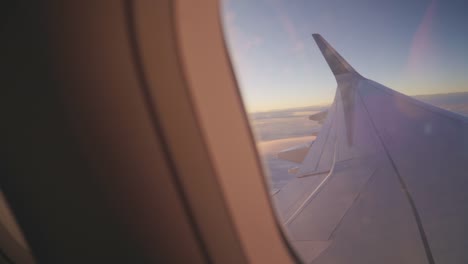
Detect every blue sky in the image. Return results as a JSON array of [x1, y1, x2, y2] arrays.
[[221, 0, 468, 112]]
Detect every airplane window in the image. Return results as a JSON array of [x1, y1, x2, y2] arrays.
[[221, 0, 468, 263]]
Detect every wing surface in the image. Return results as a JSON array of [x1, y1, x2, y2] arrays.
[[274, 34, 468, 264]]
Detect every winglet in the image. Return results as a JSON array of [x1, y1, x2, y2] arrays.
[[312, 34, 360, 77]]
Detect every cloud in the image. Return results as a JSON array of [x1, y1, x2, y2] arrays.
[[224, 0, 303, 55], [278, 13, 304, 52], [257, 136, 315, 155], [246, 35, 264, 49], [223, 8, 264, 55], [268, 0, 305, 53]]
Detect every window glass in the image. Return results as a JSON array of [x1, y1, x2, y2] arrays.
[[221, 0, 468, 263]]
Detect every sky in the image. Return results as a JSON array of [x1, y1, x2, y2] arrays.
[[221, 0, 468, 112]]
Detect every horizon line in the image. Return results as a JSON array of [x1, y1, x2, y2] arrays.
[[248, 90, 468, 114]]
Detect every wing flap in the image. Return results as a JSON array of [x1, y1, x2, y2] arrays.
[[277, 143, 312, 163]]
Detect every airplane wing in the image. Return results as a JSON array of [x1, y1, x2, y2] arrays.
[[273, 34, 468, 264]]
